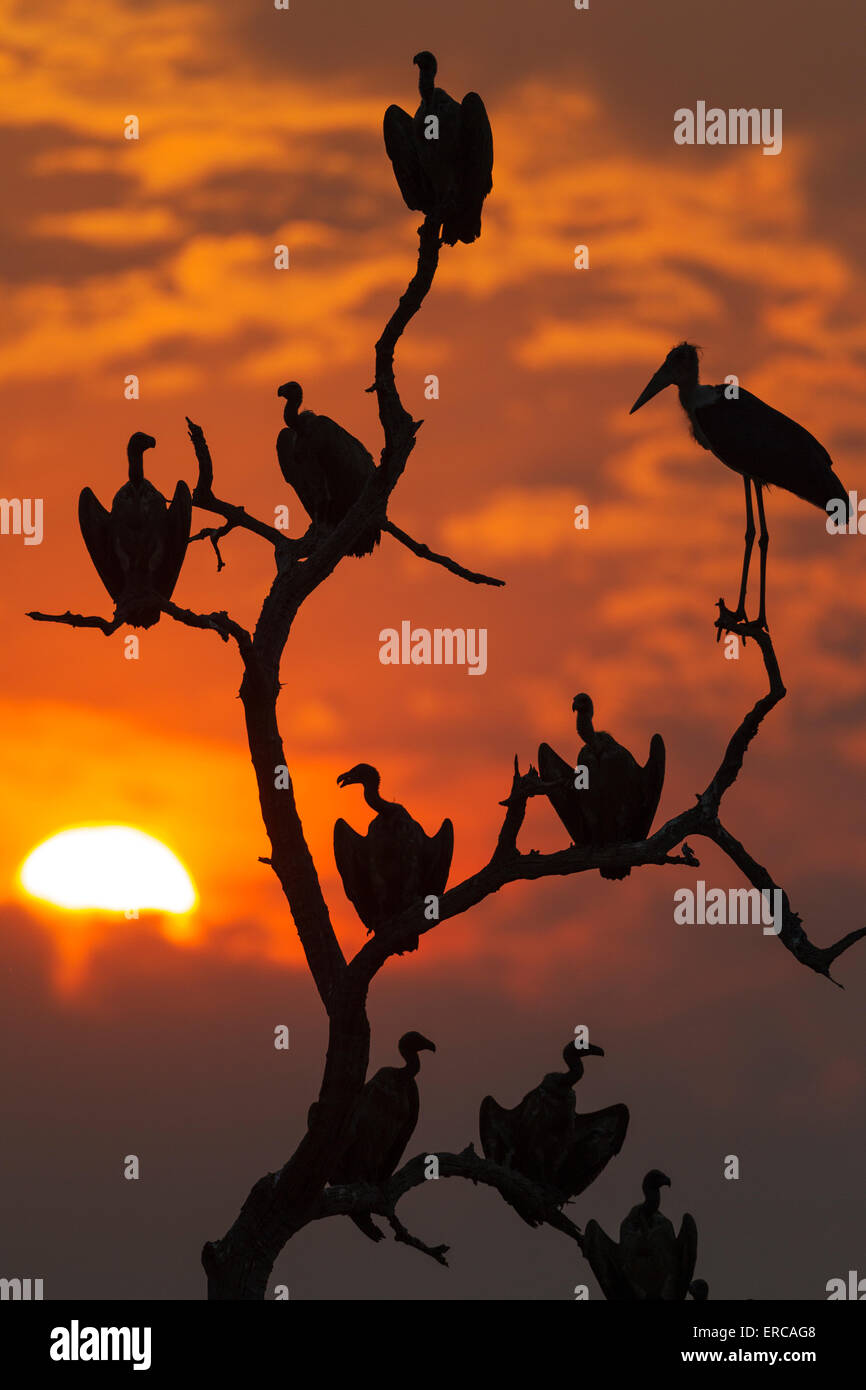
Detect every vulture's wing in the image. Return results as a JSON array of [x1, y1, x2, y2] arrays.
[[582, 1219, 635, 1301], [557, 1103, 630, 1199], [479, 1094, 516, 1166], [383, 104, 429, 212], [152, 480, 192, 601], [78, 487, 124, 602], [538, 741, 591, 846], [674, 1212, 699, 1300], [636, 733, 665, 838], [425, 817, 454, 898], [334, 818, 377, 931]]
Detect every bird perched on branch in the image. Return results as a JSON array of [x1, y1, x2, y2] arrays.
[[384, 51, 493, 245], [329, 1031, 436, 1243], [538, 694, 665, 879], [276, 381, 381, 557], [479, 1041, 628, 1225], [78, 432, 191, 628], [582, 1169, 698, 1300], [629, 341, 849, 628], [333, 764, 453, 950]]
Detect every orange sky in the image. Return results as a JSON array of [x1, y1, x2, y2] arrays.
[[1, 0, 865, 1300]]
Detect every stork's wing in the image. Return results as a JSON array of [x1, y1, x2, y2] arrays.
[[582, 1219, 635, 1301], [479, 1094, 515, 1166], [636, 733, 665, 839], [383, 104, 429, 212], [694, 389, 846, 510], [78, 487, 124, 602], [333, 818, 377, 932], [151, 480, 191, 601], [674, 1212, 699, 1300], [538, 742, 591, 846], [425, 817, 454, 898], [557, 1103, 630, 1199]]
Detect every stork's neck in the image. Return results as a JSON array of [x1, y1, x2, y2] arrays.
[[127, 445, 145, 484], [676, 363, 700, 411]]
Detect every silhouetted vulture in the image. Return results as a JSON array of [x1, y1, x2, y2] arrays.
[[583, 1170, 698, 1300], [330, 1031, 436, 1242], [538, 694, 665, 879], [78, 432, 192, 628], [383, 51, 493, 246], [630, 342, 849, 628], [479, 1041, 628, 1226], [276, 382, 380, 557], [334, 764, 453, 950]]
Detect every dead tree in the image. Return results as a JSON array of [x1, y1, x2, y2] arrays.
[[29, 191, 866, 1304]]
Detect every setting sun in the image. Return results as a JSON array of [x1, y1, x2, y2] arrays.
[[18, 826, 197, 913]]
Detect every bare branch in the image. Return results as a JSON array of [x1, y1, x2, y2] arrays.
[[186, 417, 294, 555], [26, 608, 123, 636], [159, 599, 254, 657], [382, 519, 505, 587], [313, 1144, 584, 1259]]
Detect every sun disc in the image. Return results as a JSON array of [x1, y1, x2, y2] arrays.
[[19, 826, 197, 913]]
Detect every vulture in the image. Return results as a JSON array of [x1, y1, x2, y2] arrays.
[[582, 1169, 698, 1300], [479, 1041, 628, 1226], [383, 50, 493, 245], [630, 341, 849, 628], [329, 1031, 436, 1242], [538, 693, 665, 880], [333, 764, 453, 950], [276, 381, 380, 557], [78, 432, 192, 628]]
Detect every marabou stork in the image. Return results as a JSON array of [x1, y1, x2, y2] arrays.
[[78, 432, 191, 628], [630, 342, 849, 628], [582, 1169, 698, 1300], [479, 1041, 628, 1226], [333, 764, 453, 950], [329, 1031, 436, 1242], [383, 51, 493, 245], [276, 382, 381, 557], [538, 693, 665, 879]]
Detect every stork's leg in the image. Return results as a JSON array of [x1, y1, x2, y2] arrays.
[[733, 476, 755, 622], [755, 483, 769, 629]]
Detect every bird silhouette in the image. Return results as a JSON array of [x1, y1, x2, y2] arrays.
[[383, 51, 493, 245], [479, 1041, 628, 1226], [276, 382, 381, 557], [538, 694, 665, 879], [582, 1169, 698, 1300], [333, 764, 453, 950], [630, 342, 849, 628], [329, 1031, 436, 1243], [78, 432, 191, 628]]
